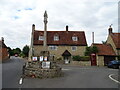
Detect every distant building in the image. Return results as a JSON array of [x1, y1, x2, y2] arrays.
[[92, 43, 116, 66], [29, 11, 87, 62], [92, 26, 119, 66], [106, 26, 120, 56], [0, 37, 9, 61]]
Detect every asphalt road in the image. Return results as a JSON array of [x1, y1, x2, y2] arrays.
[[2, 57, 119, 88]]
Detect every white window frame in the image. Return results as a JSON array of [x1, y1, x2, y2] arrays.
[[72, 36, 78, 41], [39, 36, 44, 41], [49, 46, 57, 50], [54, 35, 59, 41], [71, 46, 77, 51]]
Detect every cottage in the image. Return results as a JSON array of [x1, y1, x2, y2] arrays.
[[29, 11, 87, 62]]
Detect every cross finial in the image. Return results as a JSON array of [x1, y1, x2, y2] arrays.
[[44, 10, 48, 18]]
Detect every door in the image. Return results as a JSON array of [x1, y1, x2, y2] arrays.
[[64, 56, 70, 64]]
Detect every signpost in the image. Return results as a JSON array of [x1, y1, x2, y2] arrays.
[[42, 61, 50, 69]]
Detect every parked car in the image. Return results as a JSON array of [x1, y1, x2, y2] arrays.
[[107, 60, 120, 69]]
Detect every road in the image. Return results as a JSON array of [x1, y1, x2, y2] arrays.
[[2, 57, 119, 88]]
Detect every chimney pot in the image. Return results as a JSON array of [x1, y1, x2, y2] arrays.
[[32, 24, 35, 31], [108, 25, 113, 35], [1, 37, 4, 42], [66, 25, 68, 31]]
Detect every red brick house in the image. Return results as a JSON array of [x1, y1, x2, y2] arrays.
[[0, 37, 9, 61]]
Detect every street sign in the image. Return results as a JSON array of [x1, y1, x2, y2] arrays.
[[42, 61, 50, 69], [32, 57, 37, 61]]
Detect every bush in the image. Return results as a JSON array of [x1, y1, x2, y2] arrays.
[[72, 55, 81, 61], [57, 57, 62, 61], [80, 56, 90, 61]]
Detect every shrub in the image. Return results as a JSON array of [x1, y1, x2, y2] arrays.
[[57, 57, 62, 61], [72, 55, 81, 61], [80, 56, 90, 61]]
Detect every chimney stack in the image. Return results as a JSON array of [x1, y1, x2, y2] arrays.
[[32, 24, 35, 31], [108, 24, 113, 35], [1, 37, 4, 42], [66, 25, 68, 31]]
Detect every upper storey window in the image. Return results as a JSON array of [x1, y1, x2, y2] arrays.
[[39, 36, 44, 41], [54, 35, 59, 41], [72, 36, 78, 41]]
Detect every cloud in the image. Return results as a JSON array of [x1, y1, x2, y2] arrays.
[[0, 0, 119, 49]]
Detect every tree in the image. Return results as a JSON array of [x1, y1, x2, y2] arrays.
[[84, 46, 98, 56], [13, 48, 21, 55], [22, 45, 29, 57], [84, 47, 91, 56], [91, 46, 98, 54]]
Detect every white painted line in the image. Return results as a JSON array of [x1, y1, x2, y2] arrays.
[[19, 78, 23, 85], [109, 74, 120, 84], [62, 68, 70, 71]]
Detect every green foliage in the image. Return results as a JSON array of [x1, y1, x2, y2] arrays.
[[19, 52, 25, 58], [72, 55, 81, 61], [22, 45, 29, 57], [7, 47, 21, 56], [80, 56, 90, 61], [84, 47, 91, 56], [57, 57, 62, 61], [84, 46, 98, 56], [91, 46, 98, 54]]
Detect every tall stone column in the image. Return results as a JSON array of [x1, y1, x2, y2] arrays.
[[28, 24, 35, 61], [43, 11, 48, 51]]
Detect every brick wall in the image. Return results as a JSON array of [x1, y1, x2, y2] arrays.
[[0, 48, 9, 61]]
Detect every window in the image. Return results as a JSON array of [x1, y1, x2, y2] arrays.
[[71, 46, 77, 51], [72, 36, 78, 41], [39, 36, 44, 41], [49, 46, 57, 50], [54, 35, 59, 41]]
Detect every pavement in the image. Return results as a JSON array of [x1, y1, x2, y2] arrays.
[[2, 57, 120, 89]]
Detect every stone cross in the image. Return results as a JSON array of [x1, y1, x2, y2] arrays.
[[43, 11, 48, 51]]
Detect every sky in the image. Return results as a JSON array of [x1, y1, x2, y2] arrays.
[[0, 0, 119, 49]]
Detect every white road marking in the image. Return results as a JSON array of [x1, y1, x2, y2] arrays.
[[62, 68, 70, 71], [109, 74, 120, 84], [19, 78, 23, 85]]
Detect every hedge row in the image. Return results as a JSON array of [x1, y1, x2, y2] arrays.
[[72, 55, 90, 61]]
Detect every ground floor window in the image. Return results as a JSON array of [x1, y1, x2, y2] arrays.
[[71, 46, 77, 51], [49, 46, 57, 50]]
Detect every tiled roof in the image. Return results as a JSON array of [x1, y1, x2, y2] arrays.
[[93, 43, 116, 56], [62, 50, 71, 56], [33, 30, 87, 46], [110, 33, 120, 49]]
